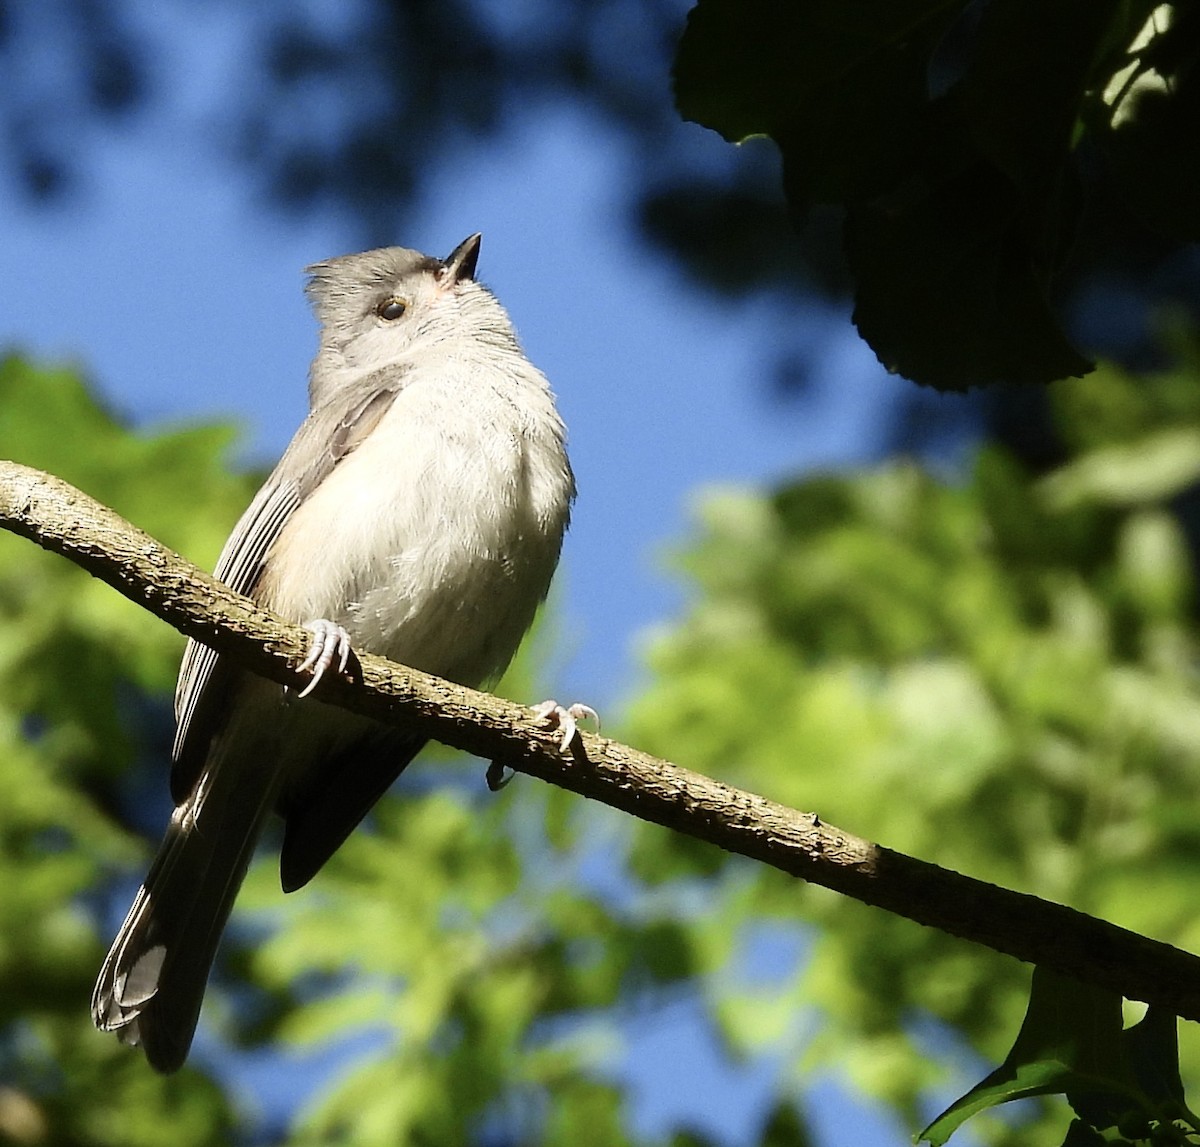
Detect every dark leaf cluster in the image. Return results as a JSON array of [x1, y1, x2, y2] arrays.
[[675, 0, 1200, 389]]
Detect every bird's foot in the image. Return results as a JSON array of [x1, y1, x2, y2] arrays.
[[531, 700, 600, 752], [297, 619, 354, 698]]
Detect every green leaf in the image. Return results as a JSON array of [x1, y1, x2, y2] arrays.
[[674, 0, 957, 204], [1060, 1120, 1107, 1146], [961, 0, 1120, 206], [1123, 1008, 1186, 1111], [1039, 429, 1200, 510], [761, 1100, 816, 1147], [844, 147, 1094, 389], [919, 968, 1145, 1145], [1098, 5, 1200, 241]]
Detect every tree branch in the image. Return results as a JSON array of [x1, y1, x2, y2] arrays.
[[3, 459, 1199, 1020]]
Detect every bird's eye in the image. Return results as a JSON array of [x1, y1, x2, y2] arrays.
[[376, 297, 408, 321]]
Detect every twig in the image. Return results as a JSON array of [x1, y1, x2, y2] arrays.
[[2, 459, 1199, 1019]]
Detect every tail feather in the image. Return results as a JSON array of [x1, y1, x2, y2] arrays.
[[92, 737, 278, 1073]]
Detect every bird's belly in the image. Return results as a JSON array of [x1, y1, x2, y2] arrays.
[[258, 400, 569, 688]]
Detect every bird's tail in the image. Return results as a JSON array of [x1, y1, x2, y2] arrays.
[[92, 735, 279, 1073]]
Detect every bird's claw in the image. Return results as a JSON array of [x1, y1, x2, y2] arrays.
[[297, 619, 354, 698], [531, 699, 600, 752]]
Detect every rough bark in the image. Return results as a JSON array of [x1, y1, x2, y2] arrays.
[[3, 459, 1200, 1020]]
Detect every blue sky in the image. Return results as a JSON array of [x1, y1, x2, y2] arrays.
[[1, 92, 902, 715], [0, 5, 933, 1143]]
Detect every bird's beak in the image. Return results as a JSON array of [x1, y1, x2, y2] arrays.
[[442, 233, 482, 283]]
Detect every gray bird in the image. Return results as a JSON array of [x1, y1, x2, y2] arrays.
[[92, 235, 579, 1072]]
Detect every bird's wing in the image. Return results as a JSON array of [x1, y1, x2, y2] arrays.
[[170, 379, 404, 803], [277, 728, 428, 892]]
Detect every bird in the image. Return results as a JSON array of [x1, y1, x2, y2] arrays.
[[92, 234, 582, 1072]]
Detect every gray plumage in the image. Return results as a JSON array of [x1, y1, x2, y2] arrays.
[[92, 235, 575, 1072]]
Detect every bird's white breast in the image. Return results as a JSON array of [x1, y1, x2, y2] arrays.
[[259, 360, 572, 688]]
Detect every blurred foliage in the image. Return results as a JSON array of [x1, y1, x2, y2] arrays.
[[3, 2, 1200, 1138], [0, 354, 254, 1143], [7, 327, 1200, 1144], [623, 339, 1200, 1143], [676, 0, 1200, 389]]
